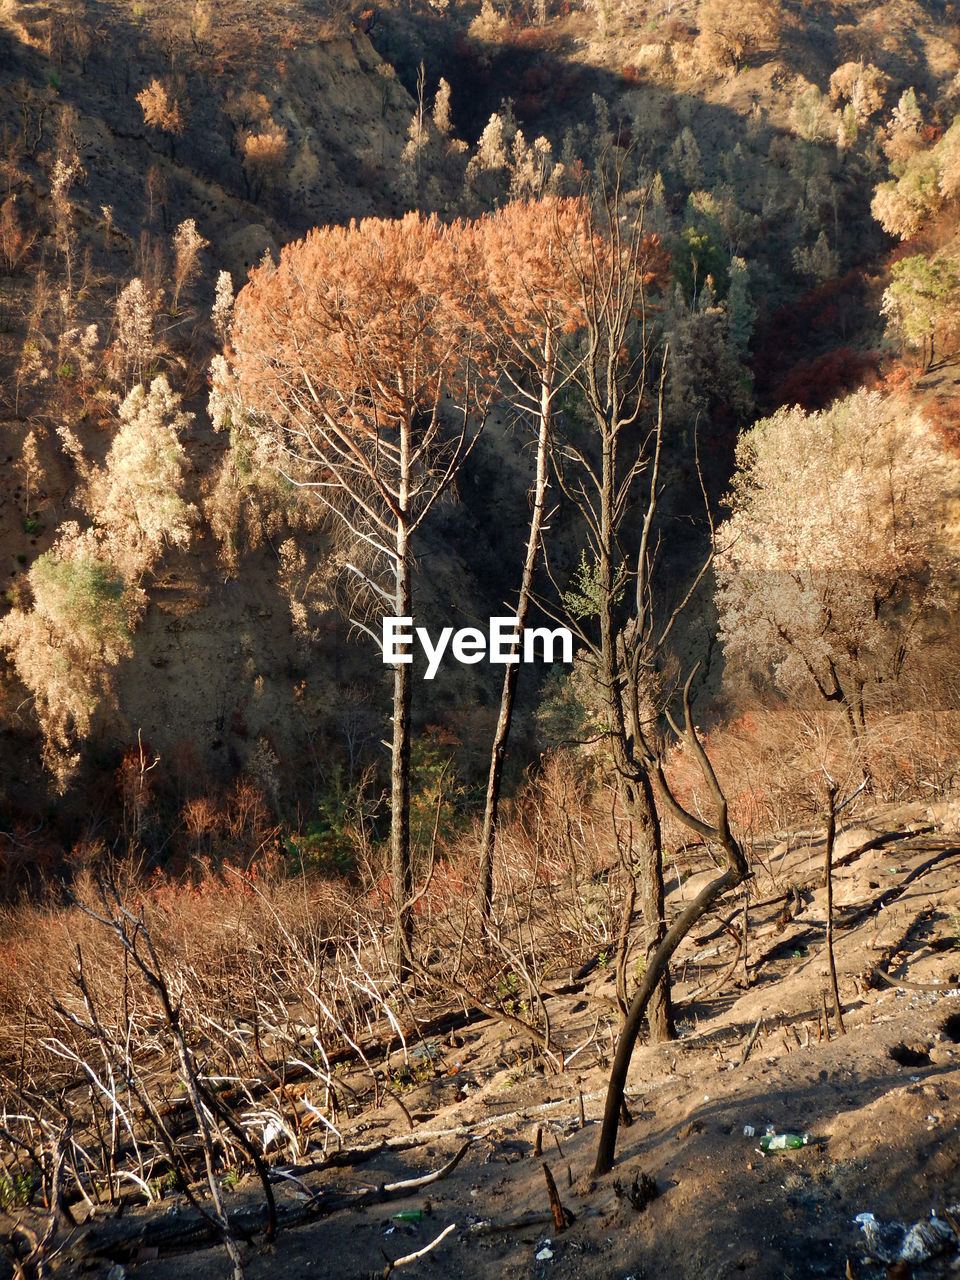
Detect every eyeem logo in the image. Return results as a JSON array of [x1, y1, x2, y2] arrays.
[[382, 616, 573, 681]]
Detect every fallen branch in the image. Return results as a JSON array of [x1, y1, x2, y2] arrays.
[[465, 1211, 557, 1236], [79, 1142, 472, 1263], [382, 1222, 456, 1274], [383, 1141, 471, 1192], [4, 1224, 39, 1280], [822, 783, 846, 1036], [465, 1203, 612, 1237], [299, 1110, 580, 1173], [870, 965, 954, 994]]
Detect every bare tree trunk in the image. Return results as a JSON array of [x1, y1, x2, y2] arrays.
[[621, 667, 675, 1039], [823, 784, 845, 1035], [478, 330, 554, 921], [391, 579, 413, 975], [603, 730, 673, 1046], [594, 849, 746, 1174], [593, 675, 749, 1174], [597, 420, 673, 1043], [392, 434, 414, 977], [622, 774, 674, 1040]]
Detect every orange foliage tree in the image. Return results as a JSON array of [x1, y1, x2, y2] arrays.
[[136, 79, 187, 158], [469, 196, 593, 921], [218, 212, 490, 971]]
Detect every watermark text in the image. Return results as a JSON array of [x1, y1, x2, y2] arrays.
[[382, 616, 573, 680]]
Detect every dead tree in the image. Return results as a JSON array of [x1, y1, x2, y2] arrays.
[[473, 197, 591, 923], [593, 668, 750, 1174], [220, 213, 490, 974], [549, 176, 681, 1042]]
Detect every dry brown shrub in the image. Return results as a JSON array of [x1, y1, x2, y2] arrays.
[[659, 705, 851, 854], [860, 708, 960, 800], [659, 682, 960, 859], [0, 195, 36, 273], [865, 644, 960, 799], [924, 392, 960, 455], [136, 79, 186, 138], [242, 123, 287, 197], [412, 750, 624, 996], [0, 854, 360, 1088], [695, 0, 782, 72], [0, 758, 636, 1188], [181, 792, 225, 843]]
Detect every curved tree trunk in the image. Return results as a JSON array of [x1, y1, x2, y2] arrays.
[[594, 851, 746, 1174], [594, 695, 749, 1174]]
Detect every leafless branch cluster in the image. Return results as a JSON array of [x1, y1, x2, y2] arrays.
[[0, 778, 632, 1250]]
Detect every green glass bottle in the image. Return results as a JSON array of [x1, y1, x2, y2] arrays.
[[759, 1133, 805, 1152]]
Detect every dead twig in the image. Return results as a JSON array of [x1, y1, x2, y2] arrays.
[[738, 1017, 763, 1068], [381, 1221, 456, 1275], [382, 1140, 471, 1192]]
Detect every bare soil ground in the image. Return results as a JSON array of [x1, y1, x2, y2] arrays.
[[4, 799, 960, 1280]]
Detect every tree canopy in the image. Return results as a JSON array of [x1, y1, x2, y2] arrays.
[[224, 210, 487, 572], [715, 390, 956, 745]]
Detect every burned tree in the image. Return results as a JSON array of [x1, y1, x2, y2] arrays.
[[549, 182, 679, 1041], [218, 212, 489, 972], [472, 196, 592, 923]]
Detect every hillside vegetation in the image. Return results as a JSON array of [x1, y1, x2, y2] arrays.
[[0, 0, 960, 1275]]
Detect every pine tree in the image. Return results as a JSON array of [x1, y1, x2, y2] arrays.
[[470, 197, 591, 921], [85, 376, 197, 581], [216, 212, 492, 972]]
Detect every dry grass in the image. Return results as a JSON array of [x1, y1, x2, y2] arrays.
[[0, 679, 955, 1228], [0, 780, 616, 1220], [659, 684, 960, 862], [0, 857, 370, 1221]]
